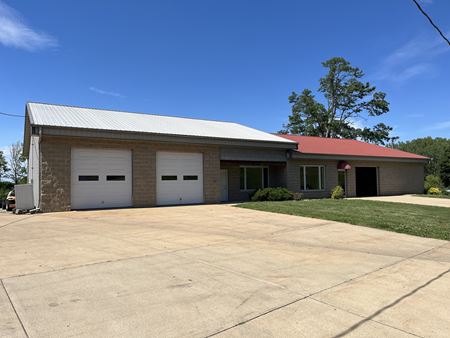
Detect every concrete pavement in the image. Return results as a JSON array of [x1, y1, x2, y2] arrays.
[[357, 194, 450, 208], [0, 205, 449, 337]]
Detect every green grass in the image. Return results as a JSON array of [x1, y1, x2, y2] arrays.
[[414, 194, 450, 199], [237, 199, 450, 241]]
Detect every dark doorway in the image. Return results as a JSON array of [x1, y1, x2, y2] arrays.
[[355, 167, 378, 197]]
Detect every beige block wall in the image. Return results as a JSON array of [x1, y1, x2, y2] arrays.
[[345, 161, 424, 197], [287, 158, 425, 198], [39, 136, 220, 212]]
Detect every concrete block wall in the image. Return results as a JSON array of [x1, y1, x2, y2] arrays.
[[287, 159, 338, 199], [39, 136, 221, 212], [287, 158, 425, 198]]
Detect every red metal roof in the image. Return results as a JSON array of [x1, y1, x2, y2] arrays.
[[277, 135, 429, 160]]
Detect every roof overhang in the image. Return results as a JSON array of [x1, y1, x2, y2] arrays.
[[37, 125, 298, 149], [290, 150, 429, 164]]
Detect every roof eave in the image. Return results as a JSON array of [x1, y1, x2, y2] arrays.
[[36, 125, 298, 149], [290, 151, 429, 163]]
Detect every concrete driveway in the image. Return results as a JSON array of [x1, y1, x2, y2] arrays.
[[357, 194, 450, 208], [1, 205, 449, 338]]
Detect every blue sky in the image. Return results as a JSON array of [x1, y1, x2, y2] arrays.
[[1, 0, 449, 152]]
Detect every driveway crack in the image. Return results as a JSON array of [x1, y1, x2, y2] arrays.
[[1, 279, 29, 338]]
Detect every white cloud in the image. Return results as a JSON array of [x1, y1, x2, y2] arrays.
[[0, 1, 57, 51], [374, 33, 448, 84], [425, 120, 450, 131], [89, 86, 125, 98]]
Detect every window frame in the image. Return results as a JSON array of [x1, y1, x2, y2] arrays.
[[240, 166, 269, 191], [299, 165, 326, 191]]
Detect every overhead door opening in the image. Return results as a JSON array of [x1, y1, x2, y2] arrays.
[[156, 152, 204, 206], [71, 148, 132, 209], [355, 167, 378, 197]]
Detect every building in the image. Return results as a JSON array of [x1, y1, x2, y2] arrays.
[[23, 102, 428, 212]]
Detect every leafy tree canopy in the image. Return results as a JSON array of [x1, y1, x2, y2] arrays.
[[280, 57, 397, 145], [395, 137, 450, 187]]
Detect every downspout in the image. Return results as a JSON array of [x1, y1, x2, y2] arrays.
[[37, 127, 42, 210]]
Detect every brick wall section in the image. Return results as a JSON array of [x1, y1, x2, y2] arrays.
[[287, 158, 425, 198], [39, 136, 220, 212]]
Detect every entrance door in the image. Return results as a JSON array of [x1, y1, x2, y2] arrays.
[[355, 167, 378, 197], [220, 169, 228, 202]]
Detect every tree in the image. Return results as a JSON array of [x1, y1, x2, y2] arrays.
[[394, 137, 450, 187], [0, 150, 8, 181], [281, 57, 397, 145], [7, 141, 27, 184], [439, 147, 450, 187]]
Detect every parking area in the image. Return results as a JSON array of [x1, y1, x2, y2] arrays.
[[1, 204, 449, 337]]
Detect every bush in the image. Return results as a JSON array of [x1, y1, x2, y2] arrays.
[[424, 175, 442, 192], [0, 181, 14, 200], [331, 186, 345, 199], [428, 187, 442, 195], [251, 187, 294, 201]]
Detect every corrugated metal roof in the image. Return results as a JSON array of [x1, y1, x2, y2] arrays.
[[277, 134, 429, 160], [27, 103, 296, 145]]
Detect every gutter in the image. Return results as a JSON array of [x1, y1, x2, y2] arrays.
[[289, 150, 429, 164]]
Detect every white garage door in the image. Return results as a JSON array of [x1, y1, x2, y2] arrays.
[[156, 152, 204, 205], [71, 148, 132, 209]]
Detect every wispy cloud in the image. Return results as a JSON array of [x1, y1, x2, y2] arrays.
[[374, 33, 449, 84], [0, 1, 57, 51], [425, 120, 450, 131], [89, 86, 125, 98]]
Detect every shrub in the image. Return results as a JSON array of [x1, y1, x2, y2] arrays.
[[424, 175, 442, 192], [251, 187, 294, 201], [427, 187, 442, 195], [331, 186, 345, 199]]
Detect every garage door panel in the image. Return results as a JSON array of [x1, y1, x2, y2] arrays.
[[156, 152, 204, 206], [71, 148, 132, 209]]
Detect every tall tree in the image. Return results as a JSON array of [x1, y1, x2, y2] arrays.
[[7, 142, 27, 184], [395, 137, 450, 186], [0, 150, 8, 180], [441, 148, 450, 187], [281, 57, 396, 145]]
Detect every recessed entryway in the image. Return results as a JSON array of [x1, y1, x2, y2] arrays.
[[156, 151, 204, 205], [355, 167, 378, 197]]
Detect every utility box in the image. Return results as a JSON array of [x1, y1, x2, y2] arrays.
[[14, 184, 34, 210]]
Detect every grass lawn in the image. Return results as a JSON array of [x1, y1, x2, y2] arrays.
[[237, 199, 450, 240], [414, 194, 450, 199]]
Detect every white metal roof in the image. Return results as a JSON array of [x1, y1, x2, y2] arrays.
[[27, 103, 295, 145]]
